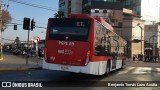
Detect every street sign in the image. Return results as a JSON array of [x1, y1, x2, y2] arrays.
[[33, 36, 40, 44]]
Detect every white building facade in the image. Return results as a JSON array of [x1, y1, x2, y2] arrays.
[[58, 0, 160, 57], [59, 0, 82, 17]]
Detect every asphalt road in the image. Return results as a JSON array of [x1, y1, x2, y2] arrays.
[[0, 67, 160, 81], [0, 54, 160, 90], [0, 67, 160, 90]]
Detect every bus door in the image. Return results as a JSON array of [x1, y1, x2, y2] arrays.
[[111, 37, 119, 70]]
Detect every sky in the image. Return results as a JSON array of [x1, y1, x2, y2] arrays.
[[2, 0, 59, 43]]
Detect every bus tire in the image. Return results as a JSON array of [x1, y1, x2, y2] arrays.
[[105, 61, 110, 76]]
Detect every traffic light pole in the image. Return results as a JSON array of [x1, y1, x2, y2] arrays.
[[23, 18, 35, 64], [26, 29, 30, 64]]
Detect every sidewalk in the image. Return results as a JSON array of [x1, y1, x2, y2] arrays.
[[125, 58, 160, 67], [0, 54, 42, 70]]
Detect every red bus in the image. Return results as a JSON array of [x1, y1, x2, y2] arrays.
[[43, 14, 127, 75]]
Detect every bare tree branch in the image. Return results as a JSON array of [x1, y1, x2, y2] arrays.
[[1, 10, 12, 32]]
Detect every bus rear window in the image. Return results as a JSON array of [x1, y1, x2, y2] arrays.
[[49, 18, 91, 41]]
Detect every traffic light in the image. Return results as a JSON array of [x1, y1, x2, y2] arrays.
[[23, 18, 30, 30], [31, 19, 35, 30], [14, 25, 17, 30]]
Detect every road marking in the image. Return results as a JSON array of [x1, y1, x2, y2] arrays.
[[0, 58, 4, 61], [117, 67, 135, 75], [117, 67, 160, 75], [133, 67, 152, 74]]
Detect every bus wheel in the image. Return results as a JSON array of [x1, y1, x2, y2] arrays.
[[105, 61, 110, 76]]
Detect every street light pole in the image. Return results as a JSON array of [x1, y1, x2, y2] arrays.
[[141, 26, 142, 55], [152, 21, 155, 57]]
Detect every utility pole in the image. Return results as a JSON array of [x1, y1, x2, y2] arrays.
[[141, 28, 142, 55], [0, 0, 3, 60], [153, 35, 155, 57]]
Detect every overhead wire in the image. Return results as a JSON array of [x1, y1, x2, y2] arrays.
[[2, 38, 15, 41], [8, 0, 58, 11], [11, 18, 47, 26]]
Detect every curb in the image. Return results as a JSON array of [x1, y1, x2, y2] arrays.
[[0, 64, 42, 71], [0, 68, 33, 71], [0, 67, 42, 71], [0, 58, 4, 61]]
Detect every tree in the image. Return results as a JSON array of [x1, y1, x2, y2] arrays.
[[14, 37, 20, 44], [0, 10, 11, 59], [14, 37, 20, 48], [1, 10, 12, 32], [54, 11, 65, 18], [82, 4, 91, 14]]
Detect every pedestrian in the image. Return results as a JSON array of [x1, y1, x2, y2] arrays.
[[141, 54, 143, 61], [158, 55, 159, 60], [146, 55, 149, 62], [144, 55, 147, 62], [38, 48, 42, 59], [154, 56, 157, 62], [148, 55, 151, 62], [133, 56, 135, 61], [158, 55, 160, 62]]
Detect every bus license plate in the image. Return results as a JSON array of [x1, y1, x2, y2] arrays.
[[61, 66, 69, 70]]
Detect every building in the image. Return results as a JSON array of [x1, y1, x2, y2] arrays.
[[59, 0, 160, 22], [144, 23, 160, 56], [58, 0, 160, 58], [59, 0, 82, 17], [122, 10, 145, 58], [123, 0, 160, 57], [123, 0, 160, 23], [90, 1, 123, 27]]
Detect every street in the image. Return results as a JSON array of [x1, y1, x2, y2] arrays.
[[0, 54, 160, 90], [1, 0, 160, 90], [0, 67, 160, 82]]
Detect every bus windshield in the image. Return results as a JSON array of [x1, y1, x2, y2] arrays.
[[49, 18, 91, 41]]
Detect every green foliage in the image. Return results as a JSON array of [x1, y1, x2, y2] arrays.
[[54, 11, 65, 18], [82, 4, 91, 14], [14, 37, 20, 44]]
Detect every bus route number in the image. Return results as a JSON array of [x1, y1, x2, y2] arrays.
[[59, 41, 74, 46]]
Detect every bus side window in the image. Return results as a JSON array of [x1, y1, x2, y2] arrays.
[[95, 22, 101, 56], [95, 22, 112, 56]]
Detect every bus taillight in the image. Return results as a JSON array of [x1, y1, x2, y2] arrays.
[[85, 51, 90, 66], [86, 50, 90, 56]]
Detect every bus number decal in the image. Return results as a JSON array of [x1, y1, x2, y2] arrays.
[[59, 41, 74, 46], [58, 49, 73, 55]]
